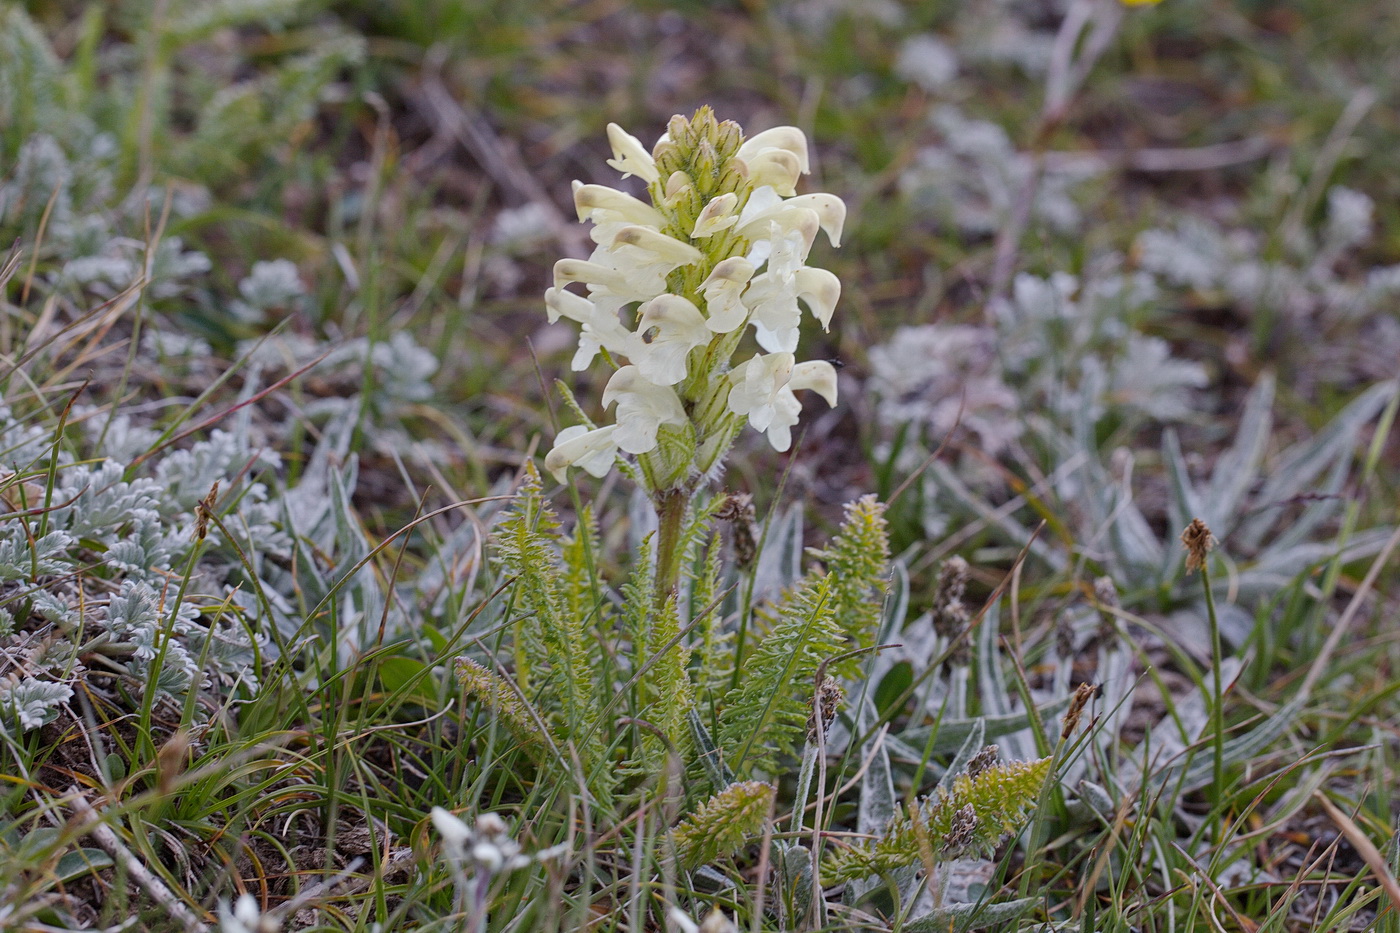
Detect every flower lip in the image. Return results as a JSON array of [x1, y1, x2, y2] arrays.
[[606, 123, 660, 183], [692, 193, 740, 238], [632, 294, 711, 384], [603, 365, 688, 454], [736, 126, 810, 175], [612, 225, 705, 266], [572, 181, 667, 227]]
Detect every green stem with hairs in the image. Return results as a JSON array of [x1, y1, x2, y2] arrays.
[[653, 488, 691, 614]]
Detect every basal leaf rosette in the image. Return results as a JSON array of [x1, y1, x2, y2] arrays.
[[544, 108, 846, 495]]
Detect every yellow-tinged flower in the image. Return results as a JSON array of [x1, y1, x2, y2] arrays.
[[547, 109, 847, 490]]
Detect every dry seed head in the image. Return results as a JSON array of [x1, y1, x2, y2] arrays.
[[1180, 518, 1216, 574], [1061, 681, 1097, 740], [193, 480, 219, 542], [946, 803, 978, 852], [966, 744, 999, 779], [807, 676, 845, 742], [716, 492, 757, 569], [932, 556, 971, 638]]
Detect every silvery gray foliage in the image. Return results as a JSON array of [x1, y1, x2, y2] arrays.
[[0, 531, 72, 583], [50, 460, 162, 540], [869, 262, 1206, 484], [1135, 186, 1400, 386], [0, 404, 55, 464], [869, 323, 1022, 458], [0, 676, 73, 731], [230, 259, 307, 324], [1142, 184, 1400, 326], [0, 418, 297, 730], [899, 105, 1099, 238], [895, 34, 960, 92]]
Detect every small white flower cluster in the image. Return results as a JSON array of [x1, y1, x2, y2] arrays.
[[219, 893, 280, 933], [545, 109, 846, 493], [668, 905, 739, 933], [431, 806, 568, 876]]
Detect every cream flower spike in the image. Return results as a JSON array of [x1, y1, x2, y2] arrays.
[[606, 123, 660, 183], [547, 111, 844, 490]]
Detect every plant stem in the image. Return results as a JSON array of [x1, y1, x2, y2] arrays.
[[1200, 559, 1226, 829], [653, 488, 691, 613]]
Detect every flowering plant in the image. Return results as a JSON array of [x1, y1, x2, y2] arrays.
[[543, 107, 846, 599]]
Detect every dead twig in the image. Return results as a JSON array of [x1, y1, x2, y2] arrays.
[[68, 788, 211, 932]]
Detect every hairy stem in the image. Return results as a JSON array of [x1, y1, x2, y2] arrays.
[[654, 488, 691, 613]]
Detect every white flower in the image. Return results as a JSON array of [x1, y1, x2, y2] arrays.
[[545, 425, 619, 482], [603, 366, 688, 454], [632, 294, 712, 384], [472, 841, 505, 873], [431, 806, 473, 860], [218, 893, 279, 933], [742, 212, 819, 271], [790, 359, 839, 406], [700, 257, 755, 333], [612, 224, 705, 265], [607, 123, 660, 183], [545, 287, 631, 370], [745, 265, 841, 353], [736, 126, 810, 196], [737, 126, 811, 174], [739, 193, 845, 249], [572, 181, 668, 244], [555, 226, 703, 313], [691, 192, 740, 238], [728, 353, 837, 452]]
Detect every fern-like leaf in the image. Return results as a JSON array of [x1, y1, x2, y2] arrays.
[[454, 659, 552, 763], [717, 576, 843, 776], [823, 756, 1051, 885], [807, 494, 890, 677], [493, 465, 604, 771], [671, 780, 775, 869]]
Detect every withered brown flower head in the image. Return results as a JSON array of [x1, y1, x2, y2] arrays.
[[1180, 517, 1216, 575]]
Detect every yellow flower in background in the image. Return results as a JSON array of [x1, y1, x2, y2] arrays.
[[1120, 0, 1163, 5]]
